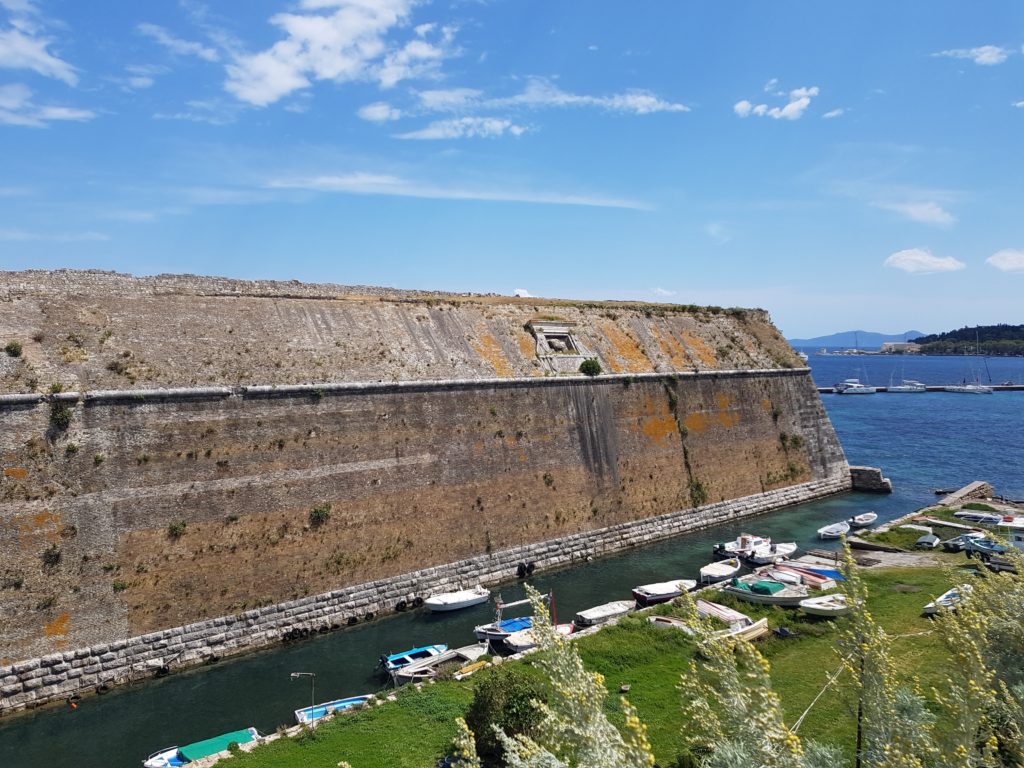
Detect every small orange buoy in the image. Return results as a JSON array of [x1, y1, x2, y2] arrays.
[[67, 695, 81, 710]]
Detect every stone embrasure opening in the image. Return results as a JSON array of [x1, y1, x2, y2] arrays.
[[526, 320, 597, 375]]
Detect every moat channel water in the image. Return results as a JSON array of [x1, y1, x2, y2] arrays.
[[2, 354, 1022, 768]]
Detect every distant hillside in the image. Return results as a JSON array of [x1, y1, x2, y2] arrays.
[[787, 330, 926, 350], [912, 324, 1024, 356]]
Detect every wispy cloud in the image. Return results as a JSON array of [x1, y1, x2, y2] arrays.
[[357, 101, 402, 122], [395, 116, 526, 139], [224, 1, 454, 107], [884, 248, 965, 274], [704, 221, 732, 244], [153, 98, 241, 126], [734, 85, 819, 121], [0, 227, 108, 242], [1014, 100, 1024, 109], [651, 287, 676, 297], [822, 108, 844, 119], [873, 200, 956, 227], [0, 1, 77, 84], [491, 77, 688, 114], [934, 45, 1012, 66], [267, 172, 648, 210], [0, 82, 95, 127], [137, 22, 219, 62], [986, 249, 1024, 272], [415, 87, 481, 111]]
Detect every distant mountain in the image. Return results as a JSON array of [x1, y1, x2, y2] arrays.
[[786, 330, 927, 350]]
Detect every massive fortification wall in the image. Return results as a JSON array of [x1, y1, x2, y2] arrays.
[[0, 271, 848, 711]]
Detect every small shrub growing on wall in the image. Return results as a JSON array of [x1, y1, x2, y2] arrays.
[[579, 358, 601, 377], [167, 520, 187, 539], [40, 544, 61, 567], [112, 580, 128, 592], [4, 340, 22, 357], [689, 479, 708, 507], [309, 503, 332, 528], [49, 403, 73, 431]]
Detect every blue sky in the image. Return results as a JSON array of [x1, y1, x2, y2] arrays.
[[0, 0, 1022, 337]]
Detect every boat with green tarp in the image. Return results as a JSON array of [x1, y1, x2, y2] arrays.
[[143, 727, 260, 767]]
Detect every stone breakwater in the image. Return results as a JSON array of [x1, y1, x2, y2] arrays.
[[0, 470, 850, 716]]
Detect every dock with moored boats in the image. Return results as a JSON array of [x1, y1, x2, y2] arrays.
[[817, 384, 1024, 393]]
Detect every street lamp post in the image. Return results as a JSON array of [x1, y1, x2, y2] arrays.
[[290, 672, 316, 729]]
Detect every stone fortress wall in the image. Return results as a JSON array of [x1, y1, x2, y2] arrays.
[[0, 271, 849, 713]]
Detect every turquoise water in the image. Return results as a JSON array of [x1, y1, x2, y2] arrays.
[[1, 356, 1021, 767]]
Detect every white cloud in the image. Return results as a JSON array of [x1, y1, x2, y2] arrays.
[[395, 116, 526, 139], [267, 172, 648, 209], [935, 45, 1012, 66], [493, 77, 688, 114], [734, 85, 819, 120], [0, 82, 95, 127], [1014, 100, 1024, 108], [513, 288, 532, 297], [0, 228, 108, 242], [0, 6, 77, 85], [822, 108, 844, 119], [357, 100, 401, 122], [137, 23, 219, 62], [763, 77, 778, 93], [884, 248, 965, 274], [415, 87, 481, 110], [651, 287, 676, 297], [986, 249, 1024, 272], [153, 98, 240, 126], [874, 201, 956, 227], [705, 221, 732, 244], [224, 1, 455, 106]]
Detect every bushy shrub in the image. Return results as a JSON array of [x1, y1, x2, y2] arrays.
[[579, 358, 602, 377], [464, 665, 546, 766], [4, 340, 22, 357], [167, 520, 187, 539], [309, 503, 331, 528]]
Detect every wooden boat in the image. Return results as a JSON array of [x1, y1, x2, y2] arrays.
[[817, 521, 850, 540], [746, 542, 797, 565], [699, 557, 741, 583], [631, 579, 696, 606], [773, 564, 836, 591], [573, 600, 635, 628], [721, 575, 808, 606], [294, 695, 371, 725], [647, 615, 690, 631], [423, 585, 489, 612], [696, 599, 769, 641], [474, 593, 548, 641], [392, 644, 489, 683], [799, 593, 851, 617], [144, 728, 260, 767], [923, 585, 972, 615], [503, 623, 574, 652], [763, 568, 802, 585], [848, 511, 878, 528], [379, 644, 447, 673]]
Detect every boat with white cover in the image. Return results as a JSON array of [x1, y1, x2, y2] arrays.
[[746, 542, 797, 565], [631, 579, 696, 606], [503, 623, 574, 652], [887, 380, 926, 393], [817, 521, 850, 540], [144, 728, 260, 768], [848, 512, 878, 528], [713, 533, 770, 559], [295, 695, 371, 725], [721, 575, 808, 606], [699, 557, 741, 583], [423, 585, 490, 612], [799, 593, 852, 617], [573, 600, 635, 628], [392, 644, 489, 683], [923, 585, 972, 615]]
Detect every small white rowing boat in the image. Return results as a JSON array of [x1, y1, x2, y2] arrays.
[[817, 521, 850, 540], [503, 623, 574, 652], [423, 585, 490, 612], [763, 568, 802, 585], [799, 593, 851, 617], [631, 579, 696, 606], [746, 542, 797, 565], [848, 511, 877, 528], [294, 695, 371, 725], [923, 585, 972, 616], [573, 600, 634, 628], [699, 557, 741, 583]]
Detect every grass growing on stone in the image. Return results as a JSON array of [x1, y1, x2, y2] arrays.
[[224, 566, 963, 768]]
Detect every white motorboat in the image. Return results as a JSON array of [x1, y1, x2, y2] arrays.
[[713, 533, 770, 559], [746, 542, 797, 565], [923, 585, 972, 615], [721, 575, 809, 606], [573, 600, 635, 628], [799, 593, 851, 617], [887, 380, 926, 393], [503, 623, 574, 652], [943, 383, 993, 394], [423, 585, 490, 612], [631, 579, 696, 606], [817, 521, 850, 540], [699, 557, 741, 584], [833, 378, 876, 394], [848, 511, 878, 528]]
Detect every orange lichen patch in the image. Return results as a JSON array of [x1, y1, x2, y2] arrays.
[[683, 411, 709, 433], [679, 331, 717, 368], [761, 399, 773, 413], [16, 509, 62, 546], [43, 612, 70, 637], [517, 332, 536, 360], [3, 467, 28, 480], [471, 333, 514, 378], [598, 320, 652, 373], [652, 326, 690, 370], [639, 394, 679, 445]]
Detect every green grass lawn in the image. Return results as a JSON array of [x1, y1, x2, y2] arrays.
[[225, 566, 963, 768]]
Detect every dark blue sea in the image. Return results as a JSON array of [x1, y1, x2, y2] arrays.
[[1, 354, 1021, 767]]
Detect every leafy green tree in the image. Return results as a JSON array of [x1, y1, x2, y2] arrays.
[[464, 665, 546, 766]]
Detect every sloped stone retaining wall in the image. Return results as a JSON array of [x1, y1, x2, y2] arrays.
[[0, 471, 849, 716]]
